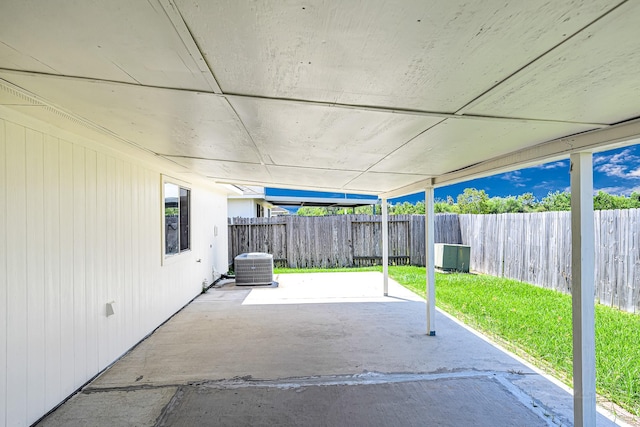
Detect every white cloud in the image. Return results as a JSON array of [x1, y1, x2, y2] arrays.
[[536, 161, 568, 170], [593, 155, 607, 165], [594, 186, 625, 195], [594, 148, 633, 164], [533, 181, 551, 189], [596, 163, 627, 178], [594, 186, 640, 196], [594, 148, 640, 179], [610, 150, 634, 163], [501, 171, 528, 187]]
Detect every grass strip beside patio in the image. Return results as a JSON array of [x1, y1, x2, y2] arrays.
[[274, 266, 640, 417]]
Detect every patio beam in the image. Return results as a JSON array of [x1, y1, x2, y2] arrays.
[[425, 187, 436, 336], [570, 152, 596, 427], [382, 198, 389, 296]]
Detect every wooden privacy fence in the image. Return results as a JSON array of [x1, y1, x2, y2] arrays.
[[228, 214, 461, 269], [228, 209, 640, 312], [458, 209, 640, 313]]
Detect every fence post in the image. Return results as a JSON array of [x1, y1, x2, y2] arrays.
[[382, 199, 389, 296], [285, 215, 295, 268], [347, 215, 354, 266]]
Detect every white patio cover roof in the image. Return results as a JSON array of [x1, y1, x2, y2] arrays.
[[1, 1, 639, 196]]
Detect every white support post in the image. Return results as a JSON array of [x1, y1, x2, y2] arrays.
[[382, 198, 389, 296], [425, 188, 436, 336], [570, 152, 596, 427]]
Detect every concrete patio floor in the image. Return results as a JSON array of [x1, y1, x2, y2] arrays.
[[36, 272, 625, 426]]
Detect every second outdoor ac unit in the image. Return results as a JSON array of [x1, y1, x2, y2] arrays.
[[434, 244, 471, 273]]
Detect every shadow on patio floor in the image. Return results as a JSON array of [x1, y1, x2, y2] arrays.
[[37, 272, 623, 426]]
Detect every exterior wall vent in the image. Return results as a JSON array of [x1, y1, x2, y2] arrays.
[[234, 252, 274, 285]]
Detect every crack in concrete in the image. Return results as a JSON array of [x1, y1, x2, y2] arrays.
[[154, 386, 186, 427], [191, 369, 504, 390], [82, 384, 182, 394], [493, 374, 568, 427], [85, 368, 540, 393]]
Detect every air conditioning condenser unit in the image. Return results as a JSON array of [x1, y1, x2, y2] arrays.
[[234, 252, 274, 285], [434, 244, 470, 273]]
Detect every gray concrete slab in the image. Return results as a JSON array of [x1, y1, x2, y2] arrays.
[[37, 387, 177, 427], [35, 272, 627, 426], [157, 376, 548, 427]]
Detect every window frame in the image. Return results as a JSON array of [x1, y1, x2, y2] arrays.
[[162, 176, 191, 264]]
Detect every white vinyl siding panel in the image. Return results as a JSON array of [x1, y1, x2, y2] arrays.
[[95, 152, 109, 370], [73, 144, 87, 388], [58, 139, 75, 398], [6, 122, 28, 427], [0, 110, 229, 426], [106, 156, 118, 362], [43, 135, 62, 410], [0, 119, 7, 427], [130, 165, 141, 343], [84, 150, 99, 379], [26, 129, 46, 422]]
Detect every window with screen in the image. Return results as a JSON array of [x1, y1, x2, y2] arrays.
[[164, 181, 190, 257]]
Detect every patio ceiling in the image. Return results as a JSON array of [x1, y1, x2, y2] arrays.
[[1, 1, 640, 196]]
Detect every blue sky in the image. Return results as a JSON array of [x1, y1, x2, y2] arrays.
[[268, 143, 640, 206], [430, 143, 640, 202]]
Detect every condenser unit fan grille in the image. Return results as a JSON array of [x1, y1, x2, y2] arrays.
[[235, 252, 274, 285]]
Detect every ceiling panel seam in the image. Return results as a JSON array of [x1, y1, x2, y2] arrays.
[[453, 0, 630, 117], [339, 118, 446, 190], [221, 92, 608, 128], [0, 68, 609, 128], [108, 60, 141, 85], [157, 0, 223, 93], [266, 164, 362, 173], [160, 155, 263, 166], [222, 98, 273, 173]]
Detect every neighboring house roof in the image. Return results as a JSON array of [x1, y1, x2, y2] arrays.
[[228, 185, 376, 210], [269, 206, 290, 216], [227, 185, 275, 209], [227, 185, 267, 199], [164, 197, 179, 208], [264, 195, 377, 208], [1, 2, 639, 198]]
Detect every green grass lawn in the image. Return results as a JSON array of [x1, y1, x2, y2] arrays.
[[274, 265, 640, 416], [274, 266, 381, 274]]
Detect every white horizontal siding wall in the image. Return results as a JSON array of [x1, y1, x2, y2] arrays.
[[228, 198, 256, 218], [0, 110, 228, 426]]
